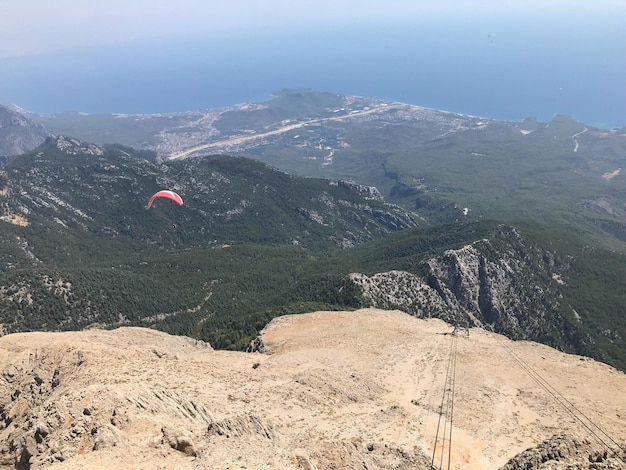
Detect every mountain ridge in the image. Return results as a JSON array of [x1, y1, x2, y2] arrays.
[[0, 308, 624, 469], [0, 135, 625, 371], [14, 90, 626, 250]]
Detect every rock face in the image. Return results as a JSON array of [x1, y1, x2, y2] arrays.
[[426, 227, 565, 339], [0, 328, 212, 469], [0, 106, 50, 158], [501, 434, 626, 470], [347, 227, 579, 350], [0, 309, 624, 469], [348, 270, 451, 320], [336, 180, 384, 201]]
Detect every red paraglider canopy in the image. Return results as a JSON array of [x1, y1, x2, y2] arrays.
[[146, 190, 184, 209]]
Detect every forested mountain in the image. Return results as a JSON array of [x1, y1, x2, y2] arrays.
[[29, 90, 626, 248], [2, 92, 626, 371], [0, 135, 625, 371], [0, 136, 420, 343]]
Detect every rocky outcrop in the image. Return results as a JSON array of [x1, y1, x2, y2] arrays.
[[302, 440, 431, 470], [206, 413, 277, 440], [0, 106, 50, 158], [500, 434, 626, 469], [247, 336, 267, 353], [348, 270, 457, 322], [426, 227, 565, 339], [347, 226, 577, 346], [336, 180, 383, 201], [53, 135, 104, 156]]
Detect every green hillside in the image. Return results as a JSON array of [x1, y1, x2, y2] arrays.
[[0, 136, 419, 345], [0, 127, 625, 372]]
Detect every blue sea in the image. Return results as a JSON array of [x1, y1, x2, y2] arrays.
[[1, 11, 624, 129]]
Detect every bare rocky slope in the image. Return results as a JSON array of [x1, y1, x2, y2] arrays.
[[0, 308, 624, 469], [347, 226, 580, 351], [0, 105, 50, 159]]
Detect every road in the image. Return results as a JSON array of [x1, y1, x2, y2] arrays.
[[167, 103, 403, 160]]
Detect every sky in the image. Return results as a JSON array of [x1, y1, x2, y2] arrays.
[[1, 1, 624, 127], [2, 0, 624, 60]]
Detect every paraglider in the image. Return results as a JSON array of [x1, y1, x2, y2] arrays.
[[146, 190, 183, 209]]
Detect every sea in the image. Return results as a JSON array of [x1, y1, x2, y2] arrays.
[[1, 11, 624, 129]]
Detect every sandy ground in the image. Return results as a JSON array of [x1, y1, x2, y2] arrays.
[[0, 308, 624, 469]]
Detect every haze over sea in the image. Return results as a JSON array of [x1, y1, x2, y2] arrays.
[[1, 10, 624, 129]]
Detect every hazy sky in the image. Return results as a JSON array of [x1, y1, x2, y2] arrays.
[[1, 0, 624, 126], [2, 0, 624, 59]]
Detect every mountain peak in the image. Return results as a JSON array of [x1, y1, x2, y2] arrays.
[[0, 309, 623, 469], [0, 105, 50, 157]]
